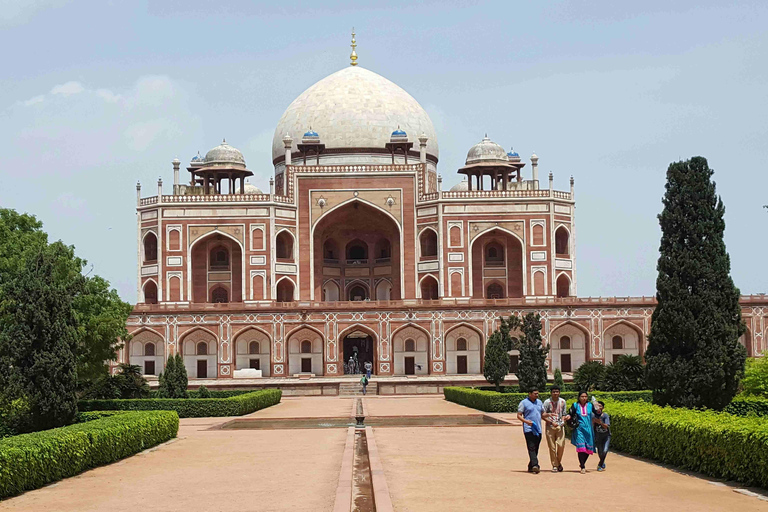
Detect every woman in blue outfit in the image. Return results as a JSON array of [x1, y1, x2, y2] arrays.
[[570, 391, 595, 474]]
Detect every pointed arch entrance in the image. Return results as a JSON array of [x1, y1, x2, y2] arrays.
[[313, 200, 401, 302], [339, 325, 378, 376]]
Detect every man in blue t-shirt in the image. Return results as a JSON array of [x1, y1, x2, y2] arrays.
[[516, 388, 543, 474]]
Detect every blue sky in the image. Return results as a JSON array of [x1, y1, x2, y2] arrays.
[[1, 1, 766, 302]]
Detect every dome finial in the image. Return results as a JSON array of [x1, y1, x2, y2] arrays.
[[350, 28, 358, 66]]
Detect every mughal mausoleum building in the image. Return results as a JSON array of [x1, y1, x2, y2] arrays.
[[122, 43, 767, 384]]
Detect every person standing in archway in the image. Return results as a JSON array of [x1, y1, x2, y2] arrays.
[[364, 360, 372, 380]]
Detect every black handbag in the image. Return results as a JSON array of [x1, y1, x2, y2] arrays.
[[566, 404, 580, 429]]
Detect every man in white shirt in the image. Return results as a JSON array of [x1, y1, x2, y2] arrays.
[[542, 386, 570, 472]]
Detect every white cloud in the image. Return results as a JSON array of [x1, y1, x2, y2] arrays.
[[22, 95, 45, 106], [124, 118, 181, 151], [50, 80, 85, 96], [95, 88, 121, 103]]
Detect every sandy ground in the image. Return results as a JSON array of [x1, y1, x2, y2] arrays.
[[244, 395, 354, 418], [372, 423, 768, 512], [362, 395, 478, 417], [0, 417, 347, 512]]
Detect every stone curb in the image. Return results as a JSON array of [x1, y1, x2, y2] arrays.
[[365, 426, 394, 512]]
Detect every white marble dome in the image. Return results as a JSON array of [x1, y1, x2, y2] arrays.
[[465, 136, 508, 166], [272, 66, 438, 163], [450, 177, 469, 191], [239, 183, 263, 194], [205, 140, 246, 168]]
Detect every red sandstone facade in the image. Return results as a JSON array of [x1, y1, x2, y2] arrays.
[[121, 65, 767, 381]]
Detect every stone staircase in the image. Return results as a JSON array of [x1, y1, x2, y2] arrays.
[[338, 379, 378, 396]]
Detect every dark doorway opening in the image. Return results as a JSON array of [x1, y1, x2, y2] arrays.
[[561, 354, 572, 373], [301, 357, 312, 373], [144, 360, 155, 375], [249, 359, 260, 370], [405, 356, 415, 375], [343, 333, 374, 374], [197, 360, 208, 378], [457, 355, 467, 374], [508, 354, 519, 373]]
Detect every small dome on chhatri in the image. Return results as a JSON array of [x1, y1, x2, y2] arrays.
[[465, 135, 509, 166], [204, 139, 246, 168], [390, 126, 407, 140], [302, 128, 320, 143], [190, 151, 203, 162], [239, 182, 263, 194], [450, 176, 469, 191], [507, 147, 521, 162]]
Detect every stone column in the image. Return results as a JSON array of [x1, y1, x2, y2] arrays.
[[531, 153, 539, 189], [172, 158, 180, 195]]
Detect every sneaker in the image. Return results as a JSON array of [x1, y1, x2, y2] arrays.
[[557, 465, 564, 472], [551, 467, 558, 473], [580, 468, 586, 474], [597, 466, 604, 472], [532, 466, 540, 474]]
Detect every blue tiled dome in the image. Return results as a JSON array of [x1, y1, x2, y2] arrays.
[[303, 129, 319, 138], [391, 128, 407, 137], [507, 148, 519, 158], [191, 154, 201, 161]]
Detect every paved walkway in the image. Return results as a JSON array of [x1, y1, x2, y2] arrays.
[[1, 396, 765, 511]]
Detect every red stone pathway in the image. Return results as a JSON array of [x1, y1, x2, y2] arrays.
[[1, 396, 765, 511]]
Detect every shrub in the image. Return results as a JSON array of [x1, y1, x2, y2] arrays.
[[553, 368, 565, 390], [197, 385, 212, 398], [0, 410, 178, 498], [444, 387, 651, 413], [515, 313, 548, 393], [605, 399, 768, 488], [114, 363, 150, 399], [602, 355, 646, 391], [724, 395, 768, 417], [157, 353, 188, 399], [741, 357, 768, 397], [0, 398, 32, 438], [482, 332, 508, 391], [573, 361, 606, 391], [79, 389, 282, 418]]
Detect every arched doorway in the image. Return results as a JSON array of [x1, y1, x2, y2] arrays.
[[313, 200, 401, 301], [341, 329, 376, 375], [276, 278, 295, 303], [556, 274, 571, 298], [190, 233, 243, 303], [471, 228, 523, 298], [420, 275, 439, 300]]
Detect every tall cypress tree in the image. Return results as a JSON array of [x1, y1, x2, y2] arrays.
[[646, 157, 746, 409], [516, 313, 549, 393]]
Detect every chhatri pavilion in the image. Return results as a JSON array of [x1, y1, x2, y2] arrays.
[[123, 33, 766, 385]]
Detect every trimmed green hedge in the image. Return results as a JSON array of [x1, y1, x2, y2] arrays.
[[444, 387, 651, 412], [79, 389, 282, 418], [724, 395, 768, 417], [607, 400, 768, 488], [0, 410, 178, 498], [149, 388, 264, 399]]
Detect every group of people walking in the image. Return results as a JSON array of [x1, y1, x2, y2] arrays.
[[516, 387, 611, 474]]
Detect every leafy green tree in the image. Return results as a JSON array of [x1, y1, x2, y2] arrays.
[[0, 245, 82, 431], [553, 368, 565, 390], [114, 363, 150, 399], [515, 313, 549, 392], [602, 355, 646, 391], [196, 385, 212, 398], [158, 353, 188, 398], [483, 332, 509, 392], [0, 209, 132, 429], [646, 157, 746, 409], [573, 361, 606, 392], [741, 358, 768, 397], [74, 277, 133, 391]]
